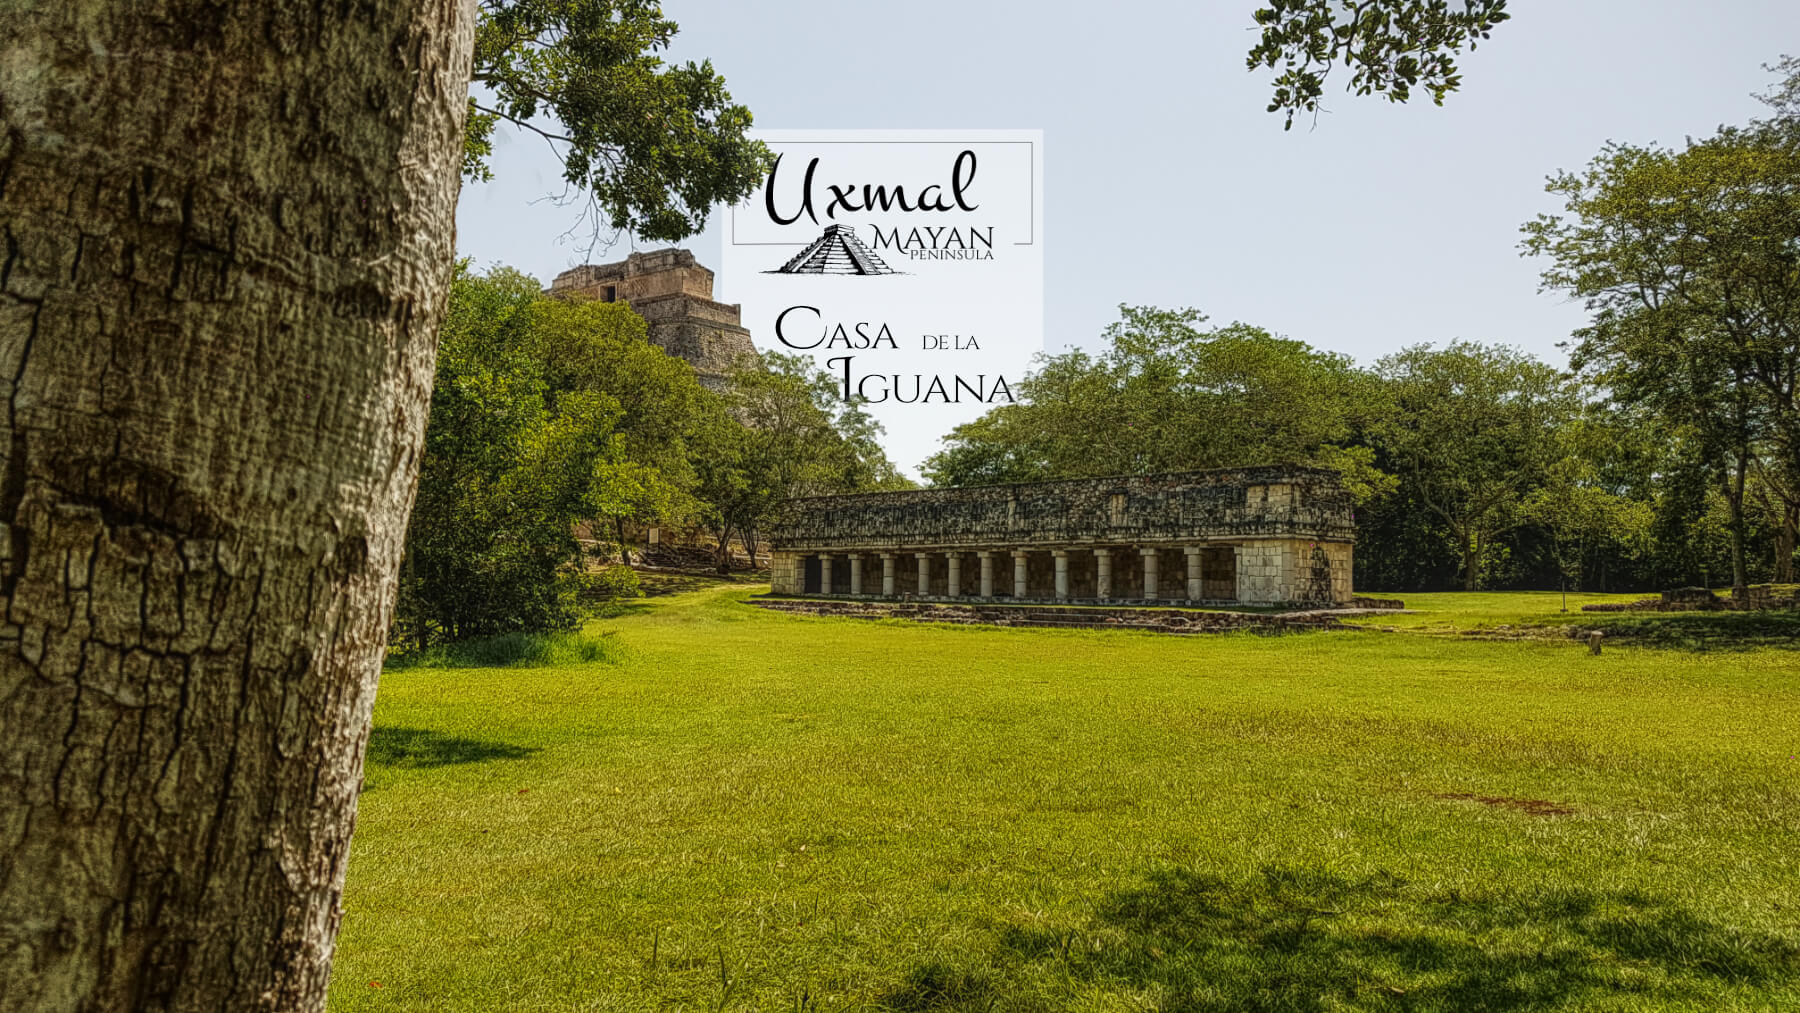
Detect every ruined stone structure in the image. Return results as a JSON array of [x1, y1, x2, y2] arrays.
[[549, 249, 755, 389], [768, 466, 1355, 607]]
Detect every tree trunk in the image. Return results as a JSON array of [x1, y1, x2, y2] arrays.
[[1723, 453, 1750, 599], [0, 1, 474, 1010], [614, 516, 632, 566], [714, 524, 733, 574], [1778, 501, 1798, 584], [1460, 528, 1481, 592]]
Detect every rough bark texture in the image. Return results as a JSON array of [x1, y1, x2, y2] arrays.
[[0, 0, 473, 1009]]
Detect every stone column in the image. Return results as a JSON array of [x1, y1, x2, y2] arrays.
[[818, 553, 833, 595], [916, 552, 932, 596], [978, 552, 995, 598], [946, 553, 963, 597], [881, 552, 897, 596], [1012, 550, 1030, 598], [1140, 547, 1159, 601], [849, 554, 863, 596], [1053, 549, 1070, 600], [1185, 546, 1202, 601], [1095, 548, 1112, 600]]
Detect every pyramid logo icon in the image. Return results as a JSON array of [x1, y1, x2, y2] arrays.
[[770, 224, 898, 275]]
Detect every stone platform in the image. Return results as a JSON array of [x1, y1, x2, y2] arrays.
[[768, 466, 1358, 607], [749, 597, 1375, 635]]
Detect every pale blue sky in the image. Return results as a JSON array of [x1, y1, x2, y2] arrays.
[[455, 1, 1799, 471]]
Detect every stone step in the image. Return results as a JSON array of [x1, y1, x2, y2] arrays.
[[748, 598, 1349, 635]]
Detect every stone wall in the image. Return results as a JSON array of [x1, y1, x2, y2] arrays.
[[770, 467, 1353, 550], [549, 249, 715, 302], [767, 467, 1356, 606], [769, 553, 801, 596], [1235, 539, 1351, 605]]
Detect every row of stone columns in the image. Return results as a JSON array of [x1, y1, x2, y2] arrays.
[[813, 546, 1221, 601]]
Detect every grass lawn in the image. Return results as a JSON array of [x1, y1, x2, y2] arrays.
[[328, 585, 1799, 1011]]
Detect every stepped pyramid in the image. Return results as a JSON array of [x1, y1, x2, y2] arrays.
[[773, 224, 897, 275]]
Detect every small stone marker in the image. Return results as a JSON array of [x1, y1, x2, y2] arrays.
[[1588, 631, 1604, 655]]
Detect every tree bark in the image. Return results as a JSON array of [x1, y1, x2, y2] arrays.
[[1459, 526, 1481, 592], [715, 525, 734, 574], [1779, 501, 1799, 584], [0, 1, 474, 1010], [1723, 452, 1750, 599]]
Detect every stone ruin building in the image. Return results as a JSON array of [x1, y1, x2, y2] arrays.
[[768, 466, 1355, 607], [549, 249, 755, 389]]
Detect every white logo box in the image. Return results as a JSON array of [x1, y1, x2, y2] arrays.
[[720, 129, 1044, 473]]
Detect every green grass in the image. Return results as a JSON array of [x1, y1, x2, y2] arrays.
[[329, 585, 1799, 1011], [1341, 590, 1648, 632], [385, 629, 629, 670], [1349, 590, 1800, 650]]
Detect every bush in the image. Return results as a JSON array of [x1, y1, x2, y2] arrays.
[[587, 564, 642, 601], [385, 629, 624, 670]]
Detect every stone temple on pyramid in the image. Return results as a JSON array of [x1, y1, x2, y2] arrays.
[[773, 224, 897, 275], [549, 249, 755, 390]]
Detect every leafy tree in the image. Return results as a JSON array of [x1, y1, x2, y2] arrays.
[[526, 289, 711, 561], [398, 268, 653, 645], [918, 406, 1052, 488], [1522, 413, 1654, 603], [1749, 458, 1800, 583], [0, 2, 484, 1004], [1248, 0, 1510, 128], [467, 0, 772, 240], [1373, 341, 1579, 590], [694, 354, 911, 571], [925, 306, 1391, 501], [830, 398, 916, 493], [1523, 60, 1800, 595], [0, 0, 764, 1002]]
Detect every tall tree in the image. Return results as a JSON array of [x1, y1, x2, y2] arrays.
[[925, 306, 1390, 501], [0, 1, 764, 1008], [1374, 342, 1578, 590], [1522, 412, 1654, 600], [694, 355, 910, 572], [398, 267, 666, 646], [0, 3, 475, 1008], [1523, 60, 1800, 595]]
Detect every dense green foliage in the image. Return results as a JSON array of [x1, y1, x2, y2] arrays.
[[921, 307, 1388, 498], [929, 62, 1800, 594], [465, 0, 772, 241], [394, 267, 906, 647], [1247, 0, 1510, 128], [330, 584, 1798, 1010], [691, 353, 913, 568], [924, 305, 1798, 593], [1372, 341, 1580, 590], [922, 311, 1683, 593], [1523, 57, 1800, 591]]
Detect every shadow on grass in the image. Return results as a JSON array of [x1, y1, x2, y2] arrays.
[[1586, 610, 1800, 652], [882, 866, 1799, 1011], [365, 726, 538, 770]]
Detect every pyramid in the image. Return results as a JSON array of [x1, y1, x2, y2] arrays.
[[773, 224, 897, 275]]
